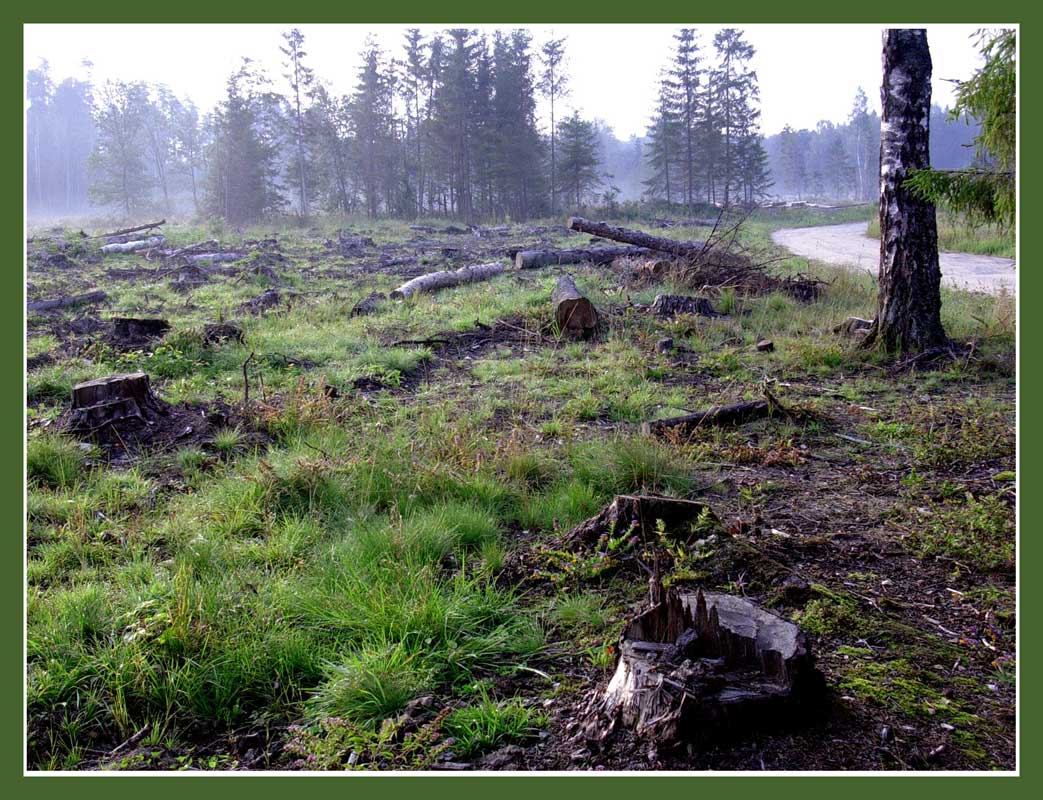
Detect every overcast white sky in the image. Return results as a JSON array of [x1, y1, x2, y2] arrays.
[[25, 23, 993, 138]]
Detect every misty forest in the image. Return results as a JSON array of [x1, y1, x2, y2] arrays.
[[25, 26, 1016, 773]]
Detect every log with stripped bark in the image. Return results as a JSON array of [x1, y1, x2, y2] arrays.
[[100, 235, 166, 254], [552, 276, 598, 338], [390, 262, 506, 299], [515, 245, 651, 269]]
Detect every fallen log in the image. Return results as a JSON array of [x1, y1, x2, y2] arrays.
[[90, 220, 165, 240], [566, 494, 715, 547], [643, 398, 781, 438], [515, 245, 651, 269], [68, 372, 167, 431], [552, 276, 598, 338], [390, 262, 505, 300], [27, 290, 108, 313], [164, 238, 219, 260], [567, 217, 708, 259], [100, 235, 166, 254], [584, 588, 824, 747], [185, 252, 244, 264]]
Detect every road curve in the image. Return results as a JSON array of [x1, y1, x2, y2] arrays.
[[771, 221, 1016, 295]]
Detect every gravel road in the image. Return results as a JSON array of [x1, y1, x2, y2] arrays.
[[771, 221, 1016, 295]]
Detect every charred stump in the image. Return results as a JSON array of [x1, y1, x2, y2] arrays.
[[350, 291, 387, 317], [203, 323, 245, 346], [861, 29, 947, 352], [68, 373, 167, 431], [649, 294, 721, 318], [584, 588, 825, 748], [111, 317, 170, 342]]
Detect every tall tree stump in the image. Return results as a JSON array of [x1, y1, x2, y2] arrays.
[[68, 373, 166, 431], [862, 29, 947, 352], [584, 589, 825, 748], [552, 276, 598, 338]]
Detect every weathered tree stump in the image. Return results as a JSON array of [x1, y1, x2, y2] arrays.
[[566, 494, 716, 547], [585, 588, 825, 747], [68, 372, 166, 431], [649, 294, 721, 318], [552, 276, 598, 338], [350, 291, 387, 316], [111, 317, 170, 341]]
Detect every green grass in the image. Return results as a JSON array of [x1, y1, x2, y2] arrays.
[[444, 696, 547, 757], [25, 212, 1016, 771]]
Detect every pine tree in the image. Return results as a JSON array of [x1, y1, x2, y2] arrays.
[[538, 36, 569, 214], [713, 28, 757, 207], [669, 28, 701, 211], [556, 111, 601, 208], [280, 28, 315, 217], [351, 41, 394, 217], [848, 88, 877, 201], [642, 73, 681, 205], [205, 60, 282, 224]]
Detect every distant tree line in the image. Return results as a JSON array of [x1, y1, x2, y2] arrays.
[[25, 26, 987, 223], [763, 87, 983, 202]]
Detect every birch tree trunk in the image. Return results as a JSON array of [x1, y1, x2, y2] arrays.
[[862, 29, 947, 352]]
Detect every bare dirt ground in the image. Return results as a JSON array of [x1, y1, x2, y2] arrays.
[[772, 222, 1017, 295]]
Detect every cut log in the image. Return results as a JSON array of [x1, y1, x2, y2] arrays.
[[643, 399, 780, 438], [552, 276, 598, 338], [649, 294, 721, 318], [567, 217, 708, 259], [90, 220, 165, 240], [515, 246, 651, 269], [68, 372, 167, 431], [27, 290, 108, 313], [566, 494, 716, 547], [350, 291, 387, 316], [100, 235, 166, 254], [585, 588, 824, 747], [111, 317, 170, 341], [390, 262, 505, 300]]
